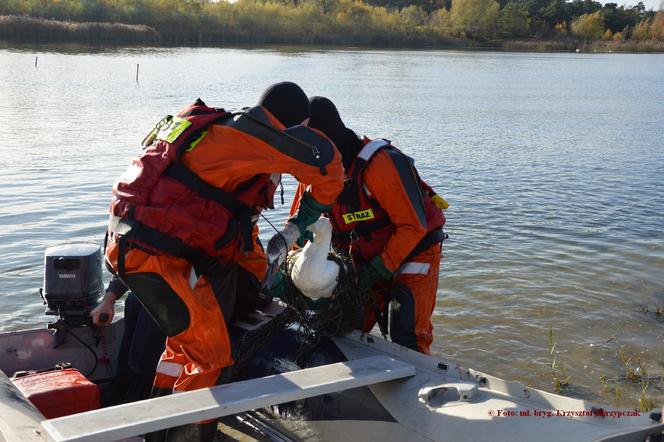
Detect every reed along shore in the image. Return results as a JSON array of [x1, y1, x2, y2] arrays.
[[0, 15, 160, 44]]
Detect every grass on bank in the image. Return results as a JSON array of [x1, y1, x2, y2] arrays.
[[0, 15, 159, 43], [0, 9, 466, 47], [599, 348, 661, 411], [548, 326, 661, 411], [547, 326, 571, 394]]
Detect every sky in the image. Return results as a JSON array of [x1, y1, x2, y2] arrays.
[[623, 0, 663, 10]]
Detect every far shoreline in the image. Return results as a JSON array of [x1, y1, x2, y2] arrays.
[[2, 14, 664, 54], [3, 38, 664, 55]]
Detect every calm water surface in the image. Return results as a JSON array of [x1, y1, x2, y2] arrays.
[[1, 46, 663, 408]]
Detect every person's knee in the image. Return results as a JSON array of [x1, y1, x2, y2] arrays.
[[125, 272, 190, 337]]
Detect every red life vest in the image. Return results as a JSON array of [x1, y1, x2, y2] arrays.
[[329, 139, 445, 264], [109, 100, 278, 261]]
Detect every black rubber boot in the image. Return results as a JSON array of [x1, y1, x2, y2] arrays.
[[165, 421, 218, 442], [145, 387, 173, 442]]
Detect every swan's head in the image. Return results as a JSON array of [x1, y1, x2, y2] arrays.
[[306, 217, 332, 241], [263, 222, 300, 290]]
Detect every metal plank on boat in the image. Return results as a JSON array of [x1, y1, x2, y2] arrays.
[[42, 355, 414, 442]]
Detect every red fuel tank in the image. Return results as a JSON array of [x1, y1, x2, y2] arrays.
[[12, 367, 101, 418]]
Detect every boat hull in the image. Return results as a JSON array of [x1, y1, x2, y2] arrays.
[[241, 324, 664, 442], [1, 304, 663, 442]]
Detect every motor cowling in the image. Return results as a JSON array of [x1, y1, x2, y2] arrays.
[[42, 243, 103, 326]]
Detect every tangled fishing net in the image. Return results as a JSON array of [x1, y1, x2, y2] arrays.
[[234, 248, 367, 372], [280, 249, 365, 337]]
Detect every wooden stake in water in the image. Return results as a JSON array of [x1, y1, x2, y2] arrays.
[[136, 63, 139, 83], [35, 56, 38, 68]]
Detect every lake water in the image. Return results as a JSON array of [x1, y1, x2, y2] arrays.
[[1, 45, 663, 409]]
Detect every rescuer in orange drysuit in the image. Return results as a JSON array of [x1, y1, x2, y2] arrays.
[[288, 96, 446, 354], [104, 83, 344, 442]]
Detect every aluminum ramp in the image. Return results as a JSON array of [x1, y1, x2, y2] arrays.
[[42, 355, 415, 442]]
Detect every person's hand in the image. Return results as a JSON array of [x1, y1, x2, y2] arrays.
[[265, 270, 286, 300], [90, 291, 118, 326], [296, 231, 314, 247], [288, 192, 330, 246], [357, 256, 393, 295], [306, 297, 330, 311]]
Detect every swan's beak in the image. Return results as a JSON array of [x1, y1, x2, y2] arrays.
[[262, 258, 281, 290]]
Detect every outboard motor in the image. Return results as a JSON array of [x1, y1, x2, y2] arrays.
[[40, 243, 103, 346]]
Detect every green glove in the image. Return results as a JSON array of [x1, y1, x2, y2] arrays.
[[288, 192, 330, 246], [267, 270, 286, 300], [306, 297, 331, 311], [357, 256, 393, 295], [297, 231, 314, 248]]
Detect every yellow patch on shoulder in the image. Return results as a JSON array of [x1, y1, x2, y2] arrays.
[[156, 117, 192, 144]]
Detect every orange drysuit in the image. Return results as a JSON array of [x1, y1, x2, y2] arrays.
[[291, 137, 444, 353], [106, 103, 343, 394]]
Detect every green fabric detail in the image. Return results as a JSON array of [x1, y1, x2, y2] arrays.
[[296, 230, 314, 248], [302, 191, 332, 212], [186, 130, 208, 152], [358, 256, 393, 294], [268, 271, 286, 299], [306, 297, 330, 311], [370, 256, 393, 280]]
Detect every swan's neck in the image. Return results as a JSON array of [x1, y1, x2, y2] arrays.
[[291, 222, 339, 300], [303, 228, 332, 262]]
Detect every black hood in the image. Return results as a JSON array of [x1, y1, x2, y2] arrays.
[[308, 96, 361, 171], [258, 81, 310, 128]]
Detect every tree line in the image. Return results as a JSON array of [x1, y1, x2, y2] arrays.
[[0, 0, 663, 47]]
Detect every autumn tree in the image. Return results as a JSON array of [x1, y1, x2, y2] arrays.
[[401, 5, 427, 26], [554, 20, 568, 34], [651, 10, 664, 40], [498, 2, 531, 37], [430, 7, 453, 35], [571, 10, 604, 40], [631, 17, 651, 40], [450, 0, 499, 39]]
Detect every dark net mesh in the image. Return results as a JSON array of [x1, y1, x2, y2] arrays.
[[233, 249, 366, 372], [280, 249, 364, 338]]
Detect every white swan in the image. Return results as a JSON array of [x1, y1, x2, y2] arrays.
[[263, 217, 342, 301], [289, 217, 339, 300]]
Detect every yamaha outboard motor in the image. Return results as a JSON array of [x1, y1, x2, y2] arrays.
[[41, 243, 103, 346]]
